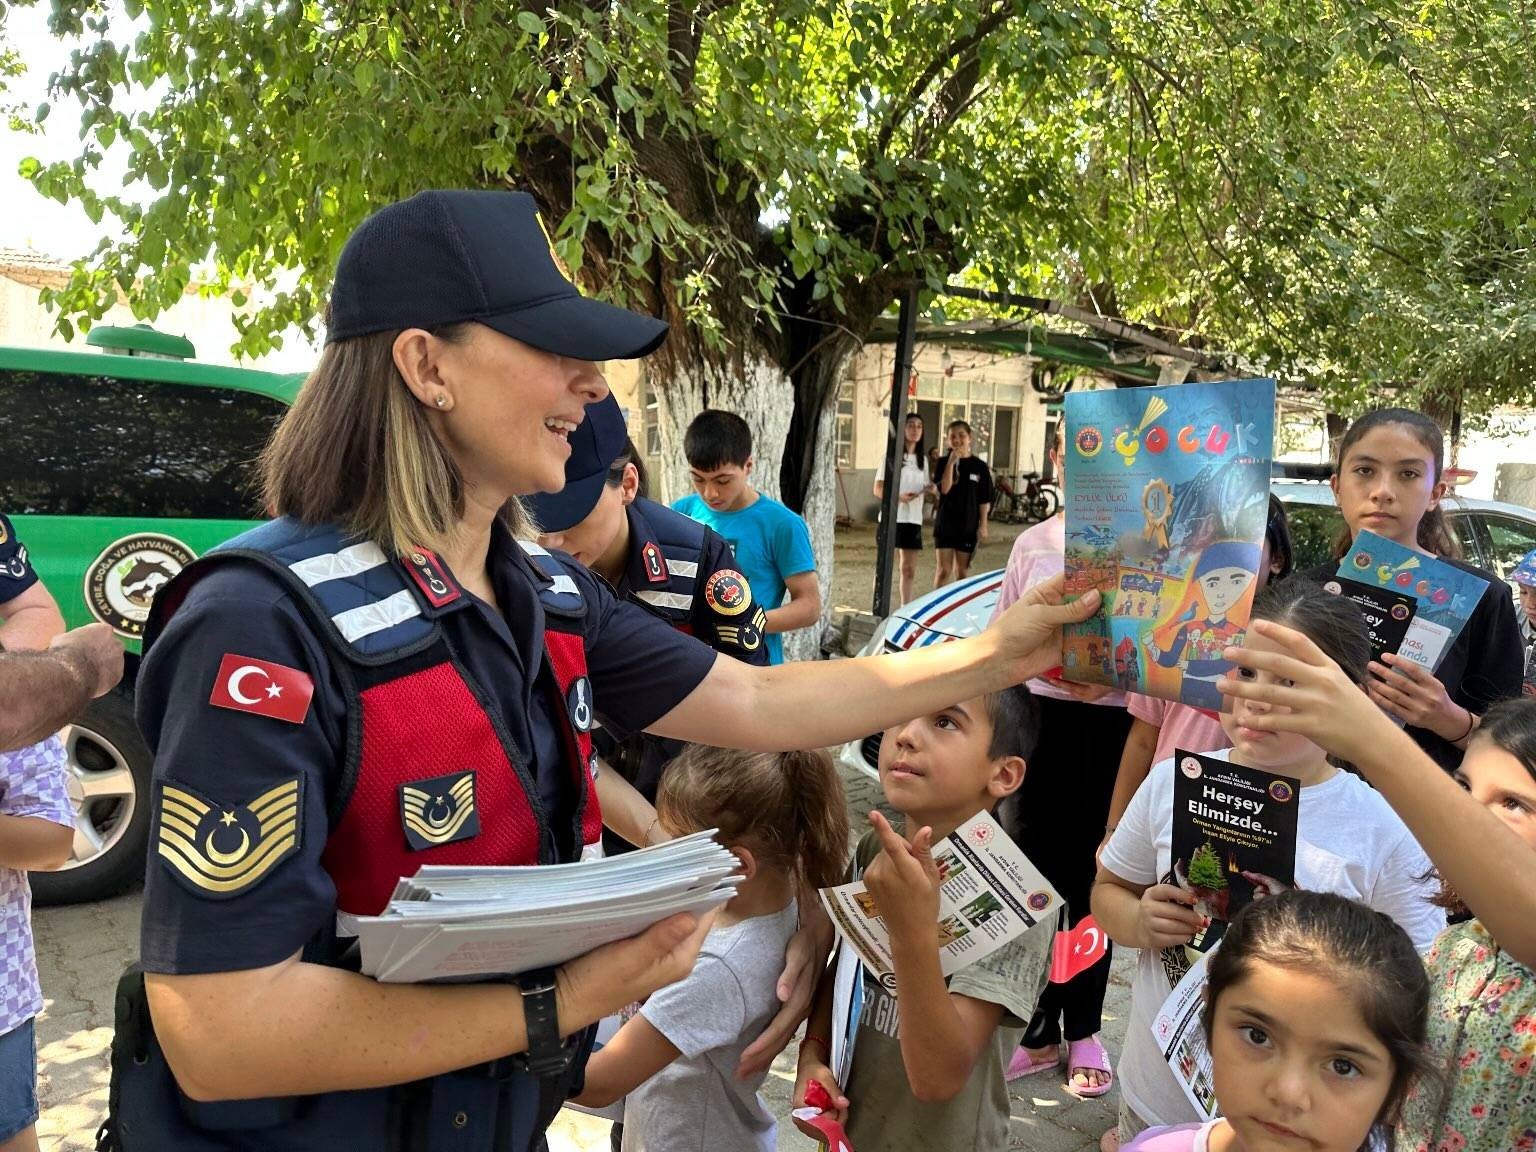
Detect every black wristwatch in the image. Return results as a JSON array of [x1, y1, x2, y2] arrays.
[[514, 968, 571, 1076]]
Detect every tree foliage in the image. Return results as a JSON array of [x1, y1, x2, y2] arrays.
[[12, 0, 1536, 500]]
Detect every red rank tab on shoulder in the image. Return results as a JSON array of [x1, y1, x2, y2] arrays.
[[403, 549, 461, 607], [641, 541, 667, 584], [209, 653, 315, 725]]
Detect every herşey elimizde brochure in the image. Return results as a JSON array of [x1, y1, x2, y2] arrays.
[[1170, 750, 1300, 953], [1062, 378, 1276, 708], [1321, 575, 1417, 664]]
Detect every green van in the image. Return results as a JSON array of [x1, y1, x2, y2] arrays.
[[1, 326, 302, 903]]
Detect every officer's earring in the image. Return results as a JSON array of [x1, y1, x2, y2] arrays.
[[434, 394, 448, 409]]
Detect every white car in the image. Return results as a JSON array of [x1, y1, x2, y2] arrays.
[[840, 480, 1536, 779]]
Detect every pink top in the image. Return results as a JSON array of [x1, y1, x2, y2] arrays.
[[1126, 693, 1230, 765], [1123, 1121, 1219, 1151], [993, 516, 1125, 706]]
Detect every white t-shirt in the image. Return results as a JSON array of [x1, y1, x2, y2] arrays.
[[897, 452, 928, 526], [1100, 751, 1445, 1128]]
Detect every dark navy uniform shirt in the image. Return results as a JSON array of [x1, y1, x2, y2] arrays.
[[137, 521, 717, 976], [0, 514, 39, 607], [616, 498, 769, 665]]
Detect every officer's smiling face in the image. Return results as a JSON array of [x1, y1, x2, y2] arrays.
[[433, 326, 609, 500]]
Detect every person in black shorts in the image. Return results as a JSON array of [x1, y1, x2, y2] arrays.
[[933, 419, 993, 587]]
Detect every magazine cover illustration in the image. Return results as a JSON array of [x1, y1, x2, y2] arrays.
[[1336, 529, 1489, 672], [1062, 379, 1276, 707], [1169, 750, 1299, 954]]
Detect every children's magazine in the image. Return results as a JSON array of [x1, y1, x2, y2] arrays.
[[1062, 379, 1276, 707], [1336, 529, 1488, 672]]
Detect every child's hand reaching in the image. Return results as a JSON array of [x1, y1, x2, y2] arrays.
[[1220, 619, 1398, 766], [862, 811, 941, 944]]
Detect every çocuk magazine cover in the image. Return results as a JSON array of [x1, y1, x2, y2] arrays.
[[1061, 379, 1276, 708]]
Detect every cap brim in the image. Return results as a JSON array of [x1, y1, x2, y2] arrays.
[[525, 467, 609, 534], [483, 294, 668, 361]]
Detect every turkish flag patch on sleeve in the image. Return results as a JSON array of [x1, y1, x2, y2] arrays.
[[209, 653, 315, 725]]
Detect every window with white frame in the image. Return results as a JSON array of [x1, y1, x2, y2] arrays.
[[835, 380, 855, 467]]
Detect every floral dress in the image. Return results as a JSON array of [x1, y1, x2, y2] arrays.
[[1398, 919, 1535, 1151]]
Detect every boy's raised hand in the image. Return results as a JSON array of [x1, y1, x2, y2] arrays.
[[863, 811, 941, 943]]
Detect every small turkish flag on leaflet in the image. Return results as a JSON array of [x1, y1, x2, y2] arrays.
[[209, 653, 315, 725], [1049, 915, 1109, 984]]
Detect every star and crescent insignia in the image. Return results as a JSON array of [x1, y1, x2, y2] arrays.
[[155, 776, 302, 898], [400, 772, 480, 850]]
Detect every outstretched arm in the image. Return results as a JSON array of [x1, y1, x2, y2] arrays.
[[651, 577, 1100, 751], [1221, 620, 1536, 965]]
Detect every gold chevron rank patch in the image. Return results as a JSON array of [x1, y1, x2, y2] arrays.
[[156, 776, 303, 898], [400, 772, 480, 851]]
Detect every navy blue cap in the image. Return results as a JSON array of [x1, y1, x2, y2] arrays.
[[525, 395, 629, 532], [326, 189, 668, 360]]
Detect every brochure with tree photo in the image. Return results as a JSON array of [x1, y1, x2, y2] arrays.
[[1170, 750, 1300, 953], [819, 811, 1060, 993]]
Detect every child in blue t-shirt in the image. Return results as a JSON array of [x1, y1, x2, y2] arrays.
[[672, 411, 819, 664]]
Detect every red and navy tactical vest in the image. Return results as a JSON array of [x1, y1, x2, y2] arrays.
[[103, 520, 601, 1152], [148, 518, 604, 916]]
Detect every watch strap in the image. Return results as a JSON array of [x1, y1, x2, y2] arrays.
[[514, 968, 571, 1076]]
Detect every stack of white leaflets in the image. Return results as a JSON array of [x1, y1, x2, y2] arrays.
[[356, 831, 741, 983]]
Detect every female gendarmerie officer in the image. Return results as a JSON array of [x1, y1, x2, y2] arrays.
[[108, 189, 1098, 1152]]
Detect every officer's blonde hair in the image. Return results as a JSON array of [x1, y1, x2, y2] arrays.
[[261, 324, 531, 556]]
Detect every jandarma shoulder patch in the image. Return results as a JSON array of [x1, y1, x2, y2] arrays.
[[155, 776, 303, 898]]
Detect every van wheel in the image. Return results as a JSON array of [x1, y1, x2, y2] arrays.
[[29, 691, 152, 906]]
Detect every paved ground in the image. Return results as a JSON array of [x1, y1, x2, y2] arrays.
[[33, 513, 1126, 1151], [826, 517, 1025, 615]]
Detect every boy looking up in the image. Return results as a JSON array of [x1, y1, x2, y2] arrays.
[[673, 410, 819, 664], [795, 685, 1054, 1152]]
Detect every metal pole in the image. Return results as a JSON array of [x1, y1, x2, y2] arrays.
[[874, 287, 918, 617]]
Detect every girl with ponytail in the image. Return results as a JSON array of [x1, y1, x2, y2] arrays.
[[572, 746, 850, 1152], [1302, 408, 1523, 769]]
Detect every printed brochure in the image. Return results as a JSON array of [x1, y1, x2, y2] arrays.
[[818, 811, 1059, 992], [1336, 529, 1489, 672], [1170, 751, 1299, 953], [1321, 576, 1417, 664], [1151, 948, 1219, 1120], [353, 830, 740, 983], [1062, 379, 1276, 708]]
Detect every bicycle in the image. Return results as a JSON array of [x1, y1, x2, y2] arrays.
[[993, 470, 1061, 524]]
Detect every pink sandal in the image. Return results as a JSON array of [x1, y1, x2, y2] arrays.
[[1065, 1034, 1114, 1099], [1005, 1043, 1061, 1083]]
